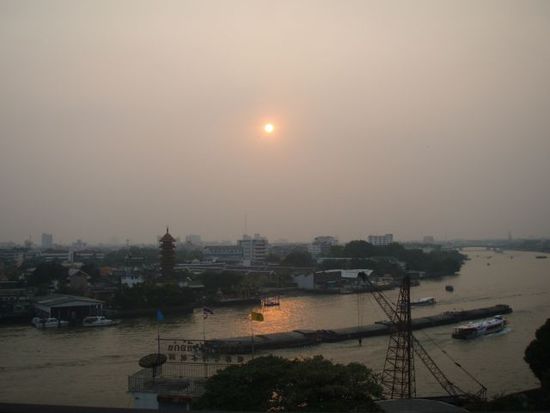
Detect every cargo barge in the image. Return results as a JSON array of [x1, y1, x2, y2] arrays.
[[208, 304, 512, 353]]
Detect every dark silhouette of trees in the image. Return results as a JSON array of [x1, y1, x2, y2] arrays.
[[524, 318, 550, 390], [281, 251, 315, 267], [194, 355, 382, 412]]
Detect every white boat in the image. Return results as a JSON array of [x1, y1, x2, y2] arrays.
[[82, 315, 116, 327], [452, 315, 507, 339], [411, 297, 436, 306], [32, 317, 69, 328]]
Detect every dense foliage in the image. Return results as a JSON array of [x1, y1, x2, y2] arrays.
[[27, 261, 68, 293], [194, 355, 382, 412], [325, 241, 465, 276], [524, 318, 550, 390], [114, 282, 195, 309], [199, 271, 244, 294], [281, 251, 315, 267]]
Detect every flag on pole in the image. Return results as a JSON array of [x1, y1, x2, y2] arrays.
[[156, 309, 165, 322], [250, 311, 264, 322], [203, 307, 214, 319]]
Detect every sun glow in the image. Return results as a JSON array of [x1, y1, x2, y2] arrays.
[[264, 123, 274, 134]]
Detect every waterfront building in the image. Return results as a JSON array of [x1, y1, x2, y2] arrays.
[[293, 269, 373, 291], [159, 227, 176, 278], [238, 234, 268, 263], [368, 234, 394, 246], [33, 294, 104, 321], [41, 233, 53, 249]]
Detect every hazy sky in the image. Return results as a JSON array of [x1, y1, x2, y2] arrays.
[[1, 0, 549, 244]]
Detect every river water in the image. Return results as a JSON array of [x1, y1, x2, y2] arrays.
[[0, 249, 549, 407]]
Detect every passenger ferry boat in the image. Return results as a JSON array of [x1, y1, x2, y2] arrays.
[[452, 315, 506, 339]]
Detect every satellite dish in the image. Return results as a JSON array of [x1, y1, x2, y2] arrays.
[[139, 353, 167, 369]]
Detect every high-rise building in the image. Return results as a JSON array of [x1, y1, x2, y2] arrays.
[[238, 233, 268, 262], [41, 233, 53, 249], [368, 234, 394, 246], [159, 227, 176, 277]]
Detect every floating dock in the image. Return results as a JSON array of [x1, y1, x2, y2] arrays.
[[208, 304, 512, 353]]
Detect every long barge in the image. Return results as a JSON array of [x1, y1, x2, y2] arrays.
[[208, 304, 512, 354]]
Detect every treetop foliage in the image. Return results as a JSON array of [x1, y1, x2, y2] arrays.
[[524, 318, 550, 390], [194, 355, 382, 412]]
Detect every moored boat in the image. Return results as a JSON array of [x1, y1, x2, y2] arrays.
[[445, 285, 454, 292], [452, 315, 507, 339], [32, 317, 69, 328], [82, 315, 117, 327], [411, 297, 436, 306]]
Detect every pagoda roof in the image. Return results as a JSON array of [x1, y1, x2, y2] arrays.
[[160, 228, 176, 242]]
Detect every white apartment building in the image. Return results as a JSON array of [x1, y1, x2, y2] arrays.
[[238, 234, 268, 262], [368, 234, 394, 246]]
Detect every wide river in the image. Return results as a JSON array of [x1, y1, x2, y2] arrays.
[[1, 249, 549, 407]]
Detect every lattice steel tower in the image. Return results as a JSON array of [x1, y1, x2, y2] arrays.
[[380, 276, 416, 399]]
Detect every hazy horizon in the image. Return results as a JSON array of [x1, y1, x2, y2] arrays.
[[2, 1, 550, 244]]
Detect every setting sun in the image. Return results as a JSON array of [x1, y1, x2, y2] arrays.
[[264, 123, 274, 134]]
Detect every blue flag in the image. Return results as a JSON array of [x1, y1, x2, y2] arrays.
[[156, 309, 165, 322]]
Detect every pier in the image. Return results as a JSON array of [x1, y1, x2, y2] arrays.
[[208, 304, 513, 353]]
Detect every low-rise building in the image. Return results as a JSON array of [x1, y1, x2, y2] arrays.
[[203, 245, 243, 263], [33, 294, 104, 322], [0, 281, 32, 319]]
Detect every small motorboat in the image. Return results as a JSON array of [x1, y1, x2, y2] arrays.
[[445, 285, 454, 292], [82, 315, 117, 327], [32, 317, 69, 328], [262, 295, 280, 307], [410, 297, 436, 306]]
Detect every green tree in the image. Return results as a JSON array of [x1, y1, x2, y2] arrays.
[[28, 261, 68, 289], [281, 251, 315, 267], [194, 355, 382, 412], [200, 271, 244, 294], [524, 318, 550, 390], [343, 240, 378, 258]]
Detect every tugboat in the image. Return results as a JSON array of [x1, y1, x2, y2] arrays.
[[452, 315, 507, 339]]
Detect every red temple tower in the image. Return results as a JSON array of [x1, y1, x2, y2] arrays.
[[159, 227, 176, 278]]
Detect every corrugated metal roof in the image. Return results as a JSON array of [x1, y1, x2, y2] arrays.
[[34, 294, 103, 307]]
